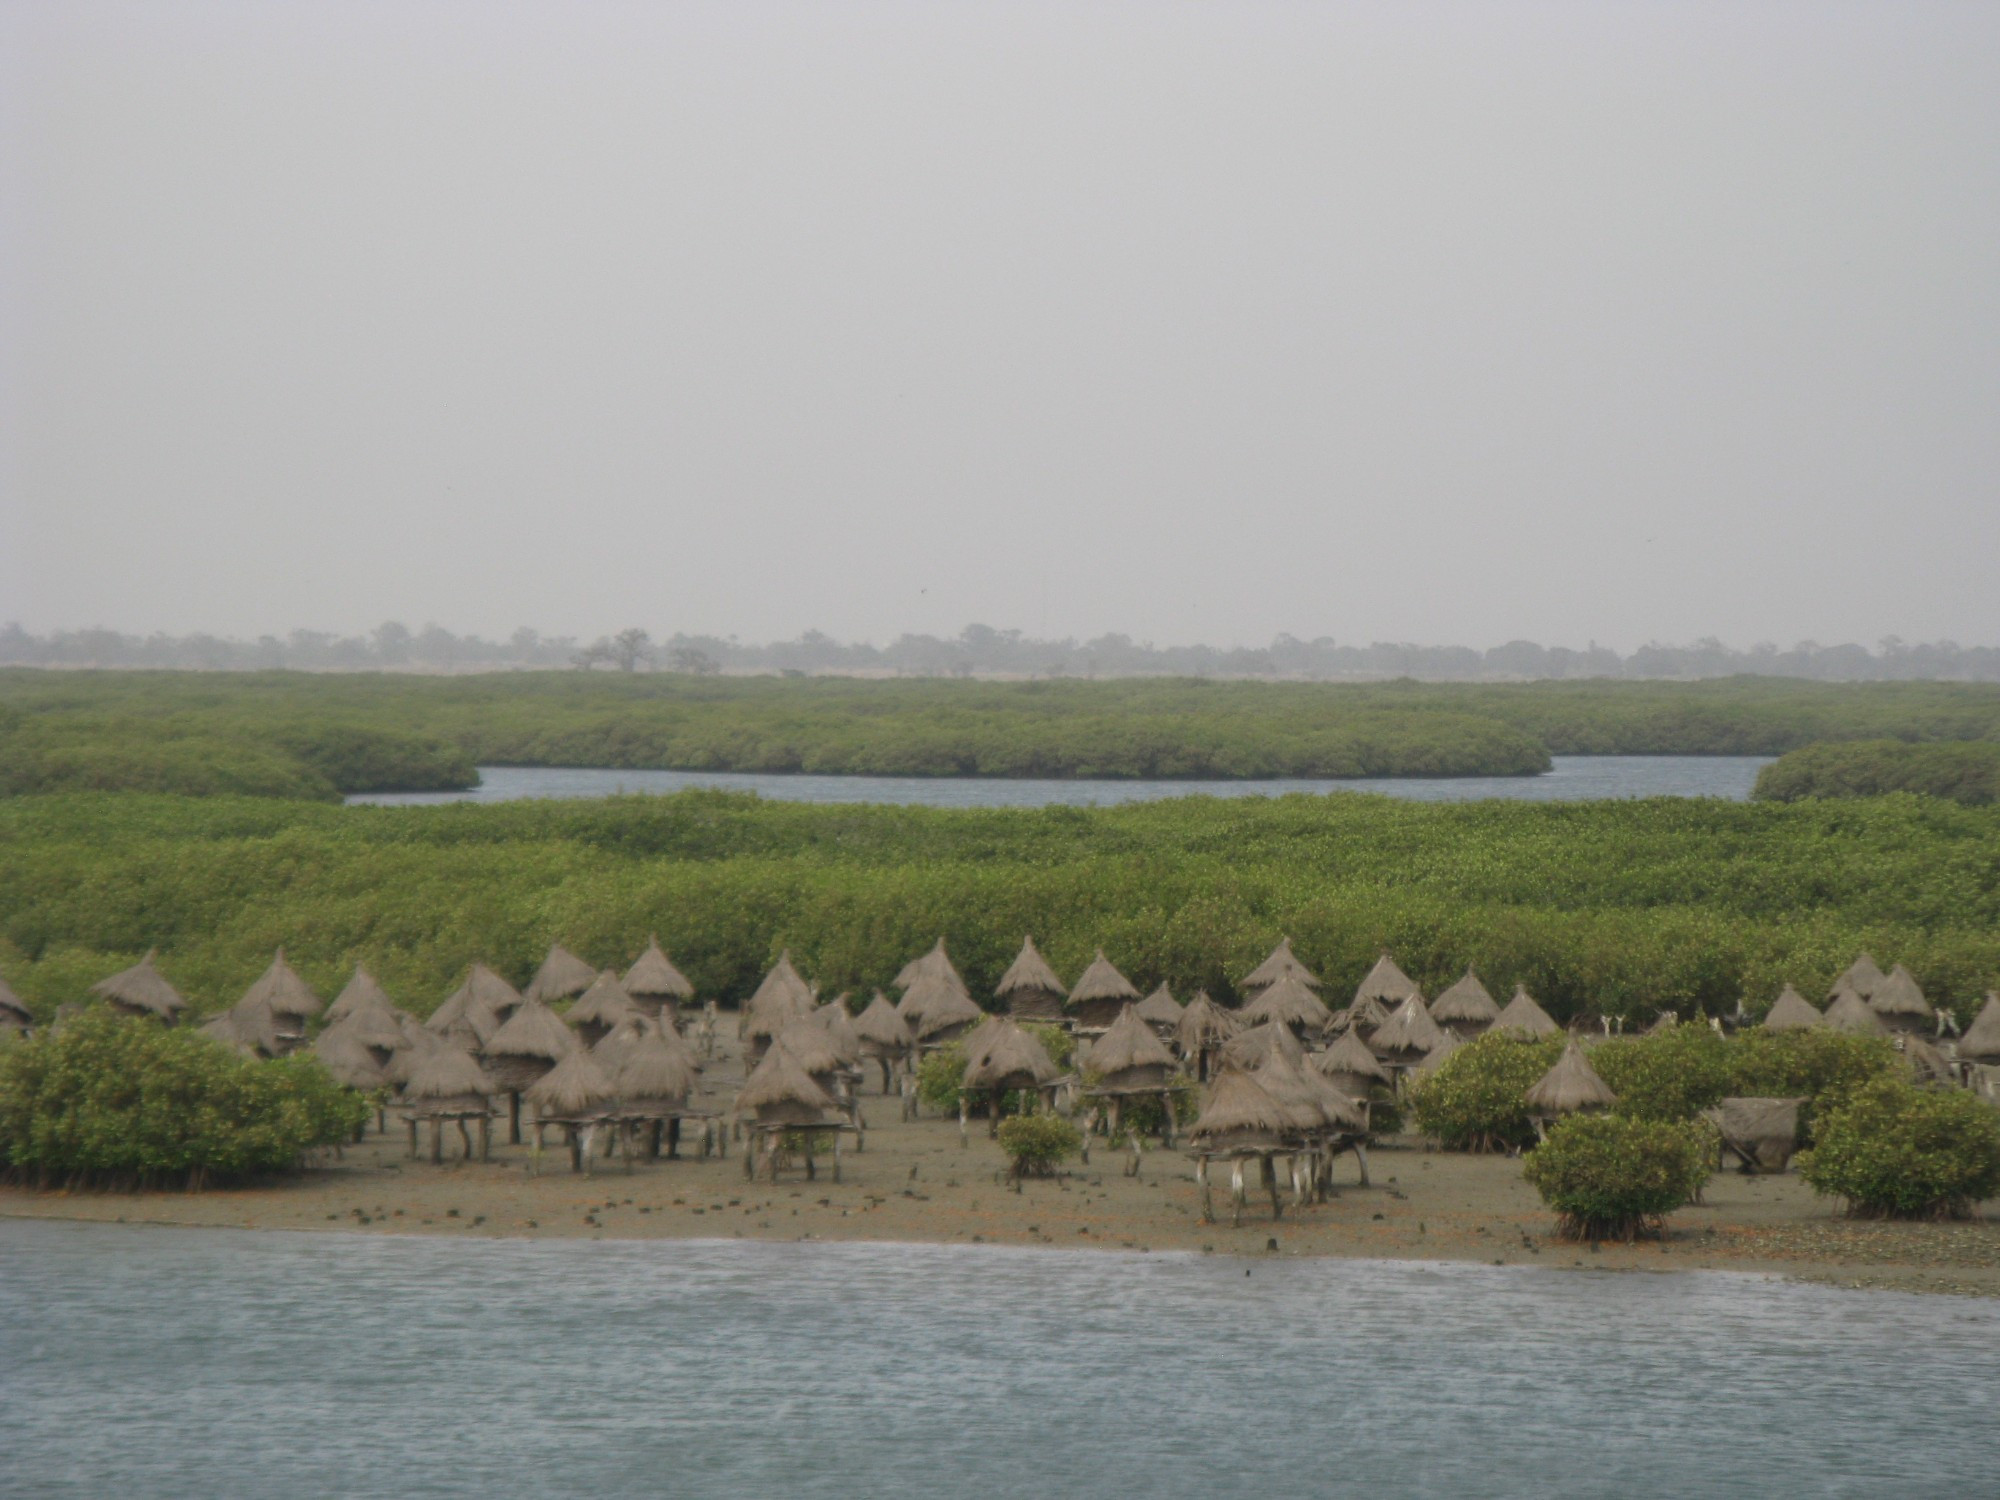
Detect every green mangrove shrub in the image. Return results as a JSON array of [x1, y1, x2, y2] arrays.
[[1797, 1078, 2000, 1220], [1522, 1114, 1715, 1243], [1406, 1032, 1565, 1152], [1592, 1024, 1735, 1122], [1725, 1029, 1900, 1139], [997, 1115, 1083, 1180]]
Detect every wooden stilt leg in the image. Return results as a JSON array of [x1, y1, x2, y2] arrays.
[[569, 1127, 583, 1174], [406, 1116, 418, 1159], [833, 1129, 843, 1184], [1352, 1141, 1370, 1187], [1231, 1160, 1245, 1227], [458, 1118, 473, 1161], [509, 1090, 521, 1146], [480, 1115, 491, 1162], [1197, 1157, 1213, 1223], [429, 1118, 443, 1164], [959, 1094, 969, 1148]]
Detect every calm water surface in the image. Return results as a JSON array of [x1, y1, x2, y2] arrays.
[[2, 1219, 1991, 1499], [349, 755, 1772, 808]]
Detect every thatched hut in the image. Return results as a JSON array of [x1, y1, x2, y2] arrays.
[[1829, 953, 1887, 1003], [1899, 1034, 1954, 1087], [1133, 983, 1184, 1036], [1311, 1026, 1393, 1107], [1256, 1048, 1367, 1141], [1868, 964, 1933, 1034], [1431, 969, 1499, 1039], [1239, 937, 1320, 997], [198, 1007, 265, 1058], [896, 937, 970, 998], [812, 999, 865, 1066], [852, 991, 914, 1094], [1081, 1004, 1183, 1152], [0, 975, 29, 1034], [1222, 1019, 1306, 1070], [1353, 952, 1421, 1012], [1957, 994, 2000, 1065], [1176, 990, 1242, 1082], [238, 950, 322, 1040], [524, 944, 597, 1005], [1825, 987, 1887, 1035], [610, 1027, 704, 1163], [526, 1050, 621, 1172], [1524, 1040, 1617, 1127], [91, 950, 188, 1023], [1761, 986, 1825, 1032], [897, 971, 984, 1049], [1412, 1030, 1462, 1080], [1066, 950, 1143, 1033], [1236, 973, 1333, 1039], [1185, 1069, 1302, 1225], [958, 1017, 1063, 1141], [1493, 985, 1559, 1037], [312, 1025, 388, 1095], [1368, 992, 1445, 1070], [428, 964, 520, 1050], [773, 1016, 866, 1133], [566, 970, 641, 1048], [1701, 1097, 1803, 1173], [623, 936, 694, 1023], [735, 1040, 851, 1182], [401, 1046, 496, 1163], [325, 967, 399, 1027], [741, 951, 819, 1063], [1338, 993, 1391, 1041], [994, 936, 1067, 1022], [481, 995, 576, 1144]]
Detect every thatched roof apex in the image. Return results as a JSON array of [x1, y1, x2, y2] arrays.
[[483, 996, 576, 1062], [240, 949, 322, 1021], [1313, 1026, 1393, 1085], [1824, 988, 1887, 1035], [524, 944, 598, 1004], [1762, 986, 1825, 1032], [1354, 952, 1420, 1006], [322, 1003, 405, 1054], [1525, 1041, 1618, 1116], [1869, 964, 1931, 1020], [526, 1049, 619, 1119], [1068, 950, 1141, 1006], [1958, 994, 2000, 1064], [853, 991, 914, 1050], [1188, 1068, 1295, 1145], [624, 936, 694, 1000], [811, 1000, 864, 1064], [1133, 983, 1183, 1026], [961, 1017, 1061, 1090], [614, 1030, 697, 1106], [1493, 985, 1559, 1037], [1240, 937, 1320, 994], [895, 937, 969, 997], [1176, 991, 1242, 1051], [995, 936, 1067, 999], [1085, 1004, 1177, 1076], [736, 1040, 837, 1119], [567, 970, 641, 1030], [897, 972, 984, 1040], [92, 950, 188, 1018], [1222, 1019, 1306, 1069], [747, 951, 817, 1019], [1257, 1048, 1367, 1133], [1238, 973, 1333, 1034], [1370, 993, 1444, 1058], [1431, 969, 1499, 1026], [429, 964, 519, 1045], [1831, 953, 1887, 1001], [325, 967, 397, 1025], [404, 1045, 496, 1103], [311, 1026, 387, 1090]]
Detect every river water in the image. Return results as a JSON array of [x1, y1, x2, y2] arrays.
[[1, 1219, 1990, 1499], [348, 754, 1772, 808]]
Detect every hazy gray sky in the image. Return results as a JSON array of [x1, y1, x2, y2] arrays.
[[3, 1, 1996, 651]]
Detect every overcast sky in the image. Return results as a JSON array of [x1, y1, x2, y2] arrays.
[[3, 1, 1996, 651]]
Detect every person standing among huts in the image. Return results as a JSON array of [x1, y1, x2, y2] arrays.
[[524, 943, 597, 1007], [735, 1039, 852, 1183], [480, 993, 575, 1144], [1431, 969, 1500, 1040], [1524, 1040, 1618, 1135], [1493, 984, 1560, 1037], [91, 949, 189, 1024], [993, 936, 1067, 1023], [1176, 990, 1242, 1082], [623, 936, 694, 1026], [852, 991, 914, 1096], [1761, 985, 1825, 1032], [1081, 1003, 1185, 1167], [1239, 937, 1320, 1000], [566, 970, 642, 1048], [525, 1048, 621, 1173], [956, 1016, 1063, 1145], [741, 951, 818, 1066], [401, 1047, 499, 1164], [1065, 950, 1142, 1034], [1237, 973, 1333, 1042]]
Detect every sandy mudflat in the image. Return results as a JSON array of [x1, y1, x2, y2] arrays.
[[7, 1040, 1999, 1297]]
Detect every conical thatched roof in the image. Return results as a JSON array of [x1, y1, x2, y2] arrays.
[[1431, 969, 1499, 1028], [1176, 991, 1242, 1053], [1187, 1068, 1295, 1149], [428, 964, 517, 1047], [483, 995, 576, 1062], [745, 951, 818, 1035], [524, 944, 597, 1004], [1830, 953, 1886, 1002], [961, 1016, 1061, 1091], [198, 1008, 264, 1057], [1354, 952, 1420, 1008], [1256, 1048, 1367, 1133], [1525, 1040, 1618, 1117], [1762, 986, 1825, 1032], [614, 1029, 697, 1107], [1237, 973, 1333, 1035], [1085, 1004, 1177, 1077], [590, 1015, 652, 1073], [897, 971, 984, 1041], [567, 970, 641, 1033], [736, 1039, 838, 1123], [853, 991, 914, 1052], [1133, 984, 1183, 1027], [895, 937, 969, 997], [1958, 994, 2000, 1064], [91, 950, 188, 1020], [1312, 1026, 1393, 1086], [623, 936, 694, 1000], [1341, 993, 1391, 1038], [1222, 1019, 1306, 1069], [811, 999, 864, 1065], [311, 1026, 388, 1090], [1493, 985, 1559, 1037], [525, 1049, 618, 1120], [1368, 993, 1444, 1060], [774, 1016, 849, 1078], [994, 936, 1067, 1000], [1068, 950, 1141, 1006], [1412, 1030, 1462, 1077], [1868, 964, 1931, 1022], [1239, 937, 1320, 994], [1825, 988, 1887, 1035], [403, 1046, 496, 1110], [384, 1026, 449, 1088], [239, 949, 322, 1022], [322, 1002, 406, 1055], [325, 967, 397, 1026]]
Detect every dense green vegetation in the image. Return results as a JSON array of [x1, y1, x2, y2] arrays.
[[10, 670, 2000, 796], [2, 788, 1996, 1029], [997, 1115, 1084, 1180], [1754, 740, 2000, 806], [0, 1013, 366, 1189], [1522, 1115, 1715, 1242], [1798, 1079, 2000, 1219], [1406, 1034, 1566, 1151]]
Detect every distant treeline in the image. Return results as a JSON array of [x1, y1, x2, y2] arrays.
[[3, 790, 1996, 1029], [7, 621, 2000, 683], [1755, 741, 2000, 807]]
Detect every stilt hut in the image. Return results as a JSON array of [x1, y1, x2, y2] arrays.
[[1525, 1041, 1617, 1131], [325, 967, 399, 1027], [198, 1007, 266, 1057], [428, 964, 520, 1050], [1762, 986, 1825, 1032], [384, 1025, 449, 1093], [1825, 988, 1887, 1035], [1958, 994, 2000, 1065], [237, 950, 322, 1047], [1082, 1004, 1184, 1153], [1237, 973, 1333, 1040], [1868, 964, 1933, 1034], [311, 1025, 388, 1095], [735, 1040, 851, 1183], [610, 1027, 703, 1163], [0, 976, 28, 1034], [741, 951, 818, 1065], [1431, 969, 1500, 1039], [401, 1047, 497, 1163], [524, 944, 597, 1006], [1701, 1097, 1804, 1173], [1065, 950, 1142, 1033], [1256, 1046, 1369, 1197], [1829, 954, 1887, 1004], [1133, 983, 1184, 1038], [1221, 1019, 1306, 1069], [994, 936, 1068, 1022], [774, 1016, 867, 1133], [481, 995, 575, 1144], [623, 936, 694, 1025], [1353, 953, 1421, 1013], [1493, 985, 1559, 1037], [811, 998, 865, 1071], [897, 971, 984, 1050], [322, 999, 407, 1068], [957, 1017, 1063, 1142], [566, 970, 641, 1048], [1311, 1027, 1393, 1115], [852, 991, 914, 1094], [1368, 993, 1445, 1073], [91, 950, 189, 1023], [896, 937, 969, 998], [1238, 938, 1320, 999], [1176, 990, 1242, 1082], [525, 1050, 621, 1173], [1185, 1069, 1304, 1226]]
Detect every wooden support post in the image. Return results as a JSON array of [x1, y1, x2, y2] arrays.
[[741, 1130, 755, 1179], [406, 1116, 418, 1159], [959, 1094, 970, 1148], [479, 1115, 491, 1162], [1265, 1154, 1283, 1219], [509, 1090, 521, 1146], [1352, 1141, 1370, 1187], [428, 1118, 443, 1165], [568, 1127, 583, 1175], [457, 1118, 473, 1161], [1197, 1157, 1213, 1223], [1230, 1159, 1245, 1227], [832, 1129, 843, 1184]]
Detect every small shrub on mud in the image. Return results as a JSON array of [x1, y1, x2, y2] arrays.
[[1522, 1114, 1714, 1243], [1797, 1078, 2000, 1220], [997, 1114, 1083, 1179]]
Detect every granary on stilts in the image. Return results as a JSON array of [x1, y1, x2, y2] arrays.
[[1133, 983, 1184, 1039], [1185, 1068, 1305, 1227], [1310, 1027, 1393, 1124], [1431, 969, 1500, 1039], [526, 1049, 621, 1173], [1236, 973, 1333, 1041], [852, 991, 914, 1095], [1065, 950, 1143, 1033], [1081, 1004, 1185, 1164], [609, 1025, 707, 1164], [480, 995, 575, 1145], [623, 936, 694, 1025], [565, 970, 641, 1048], [956, 1017, 1064, 1144], [735, 1040, 853, 1183], [1524, 1040, 1618, 1133], [235, 950, 322, 1052], [1366, 992, 1445, 1075], [1176, 990, 1242, 1082], [993, 936, 1067, 1023], [1238, 938, 1320, 1000], [428, 964, 520, 1051], [741, 951, 818, 1066], [896, 970, 984, 1052], [401, 1046, 497, 1164]]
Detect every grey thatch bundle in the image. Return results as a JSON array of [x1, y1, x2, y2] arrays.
[[1236, 973, 1333, 1037], [525, 1049, 619, 1122], [1761, 986, 1825, 1032], [567, 970, 641, 1043], [1312, 1026, 1393, 1090], [994, 935, 1067, 1008], [1084, 1004, 1177, 1090], [736, 1040, 838, 1125], [1222, 1019, 1306, 1070], [1369, 993, 1444, 1062], [403, 1046, 496, 1114], [897, 971, 984, 1043], [1431, 969, 1499, 1033], [1493, 985, 1559, 1037], [1239, 937, 1320, 995], [91, 950, 188, 1021], [482, 995, 577, 1083], [1133, 983, 1184, 1029], [961, 1017, 1061, 1092], [1187, 1068, 1295, 1151], [1525, 1040, 1618, 1118], [239, 949, 322, 1024], [1958, 994, 2000, 1064], [853, 991, 914, 1055], [1868, 964, 1932, 1027], [1353, 953, 1420, 1009], [623, 936, 694, 1009], [1700, 1097, 1803, 1172], [1830, 953, 1887, 1002], [324, 966, 397, 1026], [1176, 991, 1242, 1053], [311, 1026, 388, 1091], [614, 1029, 697, 1110], [1824, 987, 1887, 1035], [524, 944, 597, 1005]]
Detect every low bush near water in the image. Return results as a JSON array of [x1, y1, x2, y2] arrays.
[[1405, 1032, 1565, 1152], [1522, 1114, 1715, 1243], [1797, 1079, 2000, 1220], [997, 1115, 1083, 1179]]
